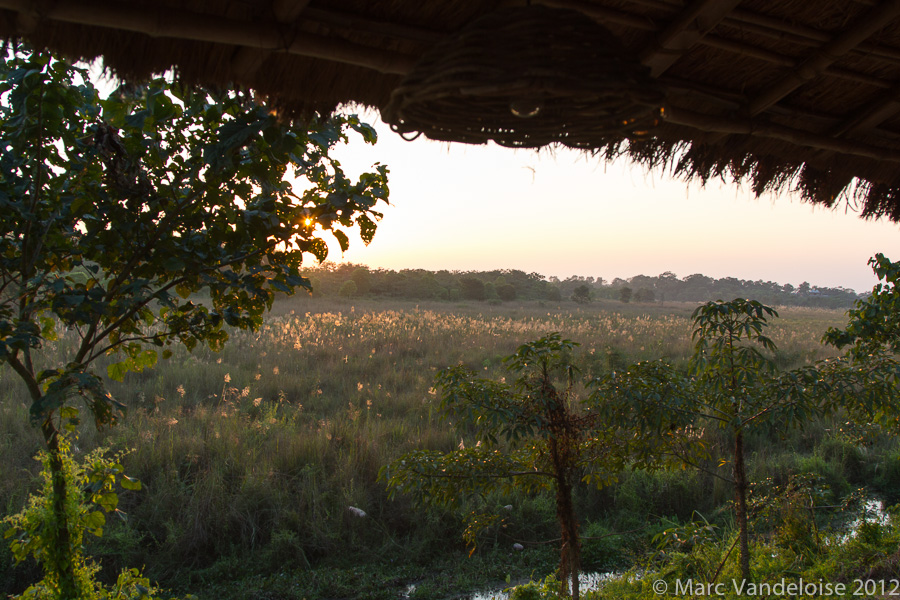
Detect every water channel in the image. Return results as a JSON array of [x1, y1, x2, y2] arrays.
[[437, 497, 893, 600]]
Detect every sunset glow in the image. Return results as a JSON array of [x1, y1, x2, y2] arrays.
[[326, 114, 900, 293]]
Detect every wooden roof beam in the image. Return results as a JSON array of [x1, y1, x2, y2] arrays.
[[538, 0, 659, 31], [830, 84, 900, 137], [701, 35, 892, 89], [663, 76, 882, 135], [541, 1, 899, 92], [302, 7, 443, 44], [639, 0, 742, 77], [746, 0, 900, 116], [551, 0, 900, 67], [231, 0, 312, 81], [0, 0, 416, 75], [726, 7, 900, 65]]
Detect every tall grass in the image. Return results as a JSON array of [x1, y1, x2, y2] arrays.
[[0, 297, 863, 597]]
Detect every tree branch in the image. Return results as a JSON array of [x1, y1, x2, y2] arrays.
[[663, 449, 734, 484]]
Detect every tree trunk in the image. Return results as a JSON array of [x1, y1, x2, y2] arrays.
[[41, 417, 79, 599], [733, 429, 751, 583], [550, 438, 581, 600]]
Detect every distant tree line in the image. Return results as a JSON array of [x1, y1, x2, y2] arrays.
[[301, 263, 863, 308]]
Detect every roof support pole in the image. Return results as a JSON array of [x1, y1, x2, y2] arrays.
[[230, 0, 312, 80], [0, 0, 415, 75], [746, 0, 900, 116], [830, 83, 900, 137], [640, 0, 742, 77]]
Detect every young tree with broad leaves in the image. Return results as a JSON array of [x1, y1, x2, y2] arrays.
[[382, 334, 632, 600], [594, 298, 895, 584], [0, 46, 388, 597]]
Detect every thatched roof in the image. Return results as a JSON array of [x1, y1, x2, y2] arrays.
[[6, 0, 900, 221]]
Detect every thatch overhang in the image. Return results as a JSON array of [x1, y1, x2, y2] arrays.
[[6, 0, 900, 221]]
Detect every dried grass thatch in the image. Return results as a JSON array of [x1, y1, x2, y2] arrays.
[[4, 0, 900, 221]]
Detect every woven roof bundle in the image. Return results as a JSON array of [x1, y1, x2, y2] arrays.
[[381, 5, 665, 148]]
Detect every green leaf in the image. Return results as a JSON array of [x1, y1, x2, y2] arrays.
[[133, 349, 158, 372], [333, 230, 349, 252], [120, 475, 142, 491], [107, 361, 131, 382], [83, 510, 106, 535], [175, 282, 192, 299]]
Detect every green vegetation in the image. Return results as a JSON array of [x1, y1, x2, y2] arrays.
[[0, 46, 386, 598], [3, 292, 895, 599], [301, 263, 863, 309], [3, 431, 179, 599], [385, 334, 631, 600], [595, 298, 898, 586]]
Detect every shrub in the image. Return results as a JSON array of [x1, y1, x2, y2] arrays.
[[460, 277, 486, 300], [497, 283, 517, 301], [572, 285, 591, 304], [634, 288, 655, 303], [351, 268, 372, 295], [3, 433, 187, 599], [545, 286, 562, 302]]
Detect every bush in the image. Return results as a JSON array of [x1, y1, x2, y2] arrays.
[[581, 521, 627, 571], [3, 434, 188, 599], [634, 288, 655, 303], [339, 280, 358, 297], [571, 285, 591, 304], [497, 283, 517, 301], [350, 268, 372, 295], [545, 286, 562, 302], [460, 277, 486, 301]]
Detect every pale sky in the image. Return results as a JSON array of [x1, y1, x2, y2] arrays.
[[327, 112, 900, 294]]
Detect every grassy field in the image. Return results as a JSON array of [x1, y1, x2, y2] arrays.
[[2, 296, 893, 599]]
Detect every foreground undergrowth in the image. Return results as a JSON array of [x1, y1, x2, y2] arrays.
[[2, 297, 893, 599]]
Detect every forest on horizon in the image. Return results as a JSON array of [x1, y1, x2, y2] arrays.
[[303, 262, 863, 309]]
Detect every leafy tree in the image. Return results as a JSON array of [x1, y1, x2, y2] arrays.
[[633, 288, 655, 303], [497, 283, 517, 301], [350, 267, 372, 295], [571, 284, 591, 304], [823, 254, 900, 428], [382, 334, 625, 600], [595, 299, 884, 584], [460, 276, 486, 301], [686, 299, 779, 582], [339, 279, 358, 297], [618, 286, 632, 303], [824, 254, 900, 358], [0, 47, 388, 596]]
